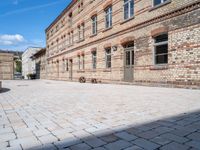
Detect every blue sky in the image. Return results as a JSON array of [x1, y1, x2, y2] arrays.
[[0, 0, 71, 51]]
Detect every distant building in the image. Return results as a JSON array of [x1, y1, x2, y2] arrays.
[[22, 47, 42, 79], [0, 52, 14, 80], [31, 48, 46, 79], [0, 50, 23, 80]]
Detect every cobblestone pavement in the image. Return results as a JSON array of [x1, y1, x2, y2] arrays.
[[0, 80, 200, 150]]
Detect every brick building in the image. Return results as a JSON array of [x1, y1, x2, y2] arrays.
[[0, 52, 14, 80], [32, 48, 46, 79], [22, 47, 42, 79], [45, 0, 200, 88]]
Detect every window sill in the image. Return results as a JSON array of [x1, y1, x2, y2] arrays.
[[77, 70, 85, 73], [120, 16, 135, 25], [77, 39, 85, 43], [102, 27, 112, 33], [149, 0, 171, 11], [150, 65, 168, 70], [68, 44, 74, 47], [90, 34, 97, 38], [103, 68, 111, 72]]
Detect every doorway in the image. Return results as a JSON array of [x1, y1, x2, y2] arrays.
[[69, 59, 73, 80], [124, 42, 134, 82]]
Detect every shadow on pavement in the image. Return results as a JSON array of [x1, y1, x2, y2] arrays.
[[19, 110, 200, 150], [0, 88, 10, 93]]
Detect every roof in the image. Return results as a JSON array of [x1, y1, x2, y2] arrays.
[[45, 0, 77, 33], [32, 48, 46, 58], [0, 50, 23, 56]]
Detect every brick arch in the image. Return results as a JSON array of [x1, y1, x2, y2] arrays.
[[90, 11, 97, 18], [91, 47, 97, 52], [104, 43, 112, 49], [151, 27, 168, 37], [103, 0, 112, 9], [120, 36, 135, 46]]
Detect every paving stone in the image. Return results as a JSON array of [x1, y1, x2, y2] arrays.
[[124, 145, 144, 150], [83, 137, 106, 148], [185, 140, 200, 149], [4, 145, 22, 150], [0, 141, 9, 149], [70, 143, 91, 150], [99, 134, 119, 143], [0, 132, 16, 142], [104, 140, 132, 150], [38, 134, 58, 144], [160, 142, 190, 150], [169, 129, 192, 137], [160, 133, 189, 143], [153, 126, 174, 134], [26, 143, 57, 150], [132, 138, 160, 150], [150, 136, 171, 145], [33, 129, 50, 137], [0, 127, 13, 134], [92, 147, 106, 150], [54, 137, 81, 149], [137, 130, 160, 139], [10, 137, 42, 150], [115, 131, 137, 141], [187, 132, 200, 141]]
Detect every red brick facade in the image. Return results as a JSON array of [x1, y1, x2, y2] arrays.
[[45, 0, 200, 88]]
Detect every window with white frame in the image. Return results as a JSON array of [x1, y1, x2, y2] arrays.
[[105, 48, 111, 68], [124, 0, 134, 20], [82, 55, 85, 70], [91, 15, 97, 35], [105, 6, 112, 29], [65, 59, 69, 71], [153, 0, 168, 6], [92, 51, 97, 69], [78, 24, 84, 41], [154, 34, 168, 65], [78, 55, 81, 70]]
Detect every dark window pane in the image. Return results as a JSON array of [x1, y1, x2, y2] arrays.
[[156, 54, 168, 64], [132, 51, 134, 65], [155, 44, 168, 54], [126, 51, 131, 66], [155, 34, 168, 43], [154, 0, 162, 6]]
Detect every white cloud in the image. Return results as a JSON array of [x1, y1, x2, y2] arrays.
[[0, 34, 25, 46]]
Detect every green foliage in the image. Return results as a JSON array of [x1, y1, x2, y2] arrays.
[[15, 60, 22, 73]]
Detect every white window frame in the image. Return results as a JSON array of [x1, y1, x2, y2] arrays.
[[92, 51, 97, 69], [78, 56, 81, 70], [105, 48, 112, 68], [123, 0, 134, 20], [78, 26, 81, 40], [152, 0, 168, 7], [92, 16, 97, 35], [153, 34, 168, 65], [105, 6, 112, 29], [82, 55, 85, 70]]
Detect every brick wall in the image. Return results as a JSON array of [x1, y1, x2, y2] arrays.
[[45, 0, 200, 88], [0, 53, 14, 80]]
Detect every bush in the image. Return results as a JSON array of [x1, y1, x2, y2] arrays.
[[27, 73, 36, 80]]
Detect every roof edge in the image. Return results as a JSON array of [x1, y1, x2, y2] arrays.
[[45, 0, 77, 33]]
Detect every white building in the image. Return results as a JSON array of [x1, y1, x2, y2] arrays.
[[22, 47, 42, 79]]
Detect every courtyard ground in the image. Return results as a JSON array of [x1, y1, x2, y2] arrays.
[[0, 80, 200, 150]]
